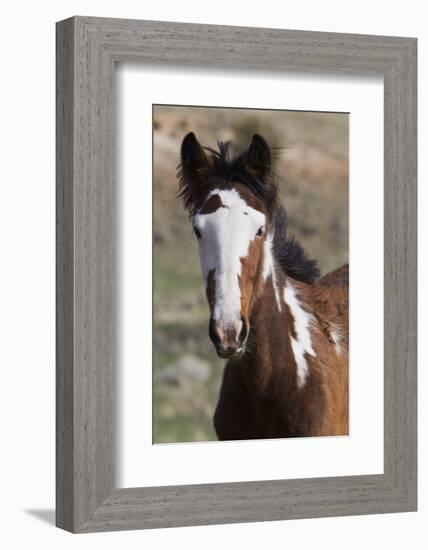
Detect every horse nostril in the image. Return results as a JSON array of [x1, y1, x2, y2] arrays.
[[209, 317, 222, 347]]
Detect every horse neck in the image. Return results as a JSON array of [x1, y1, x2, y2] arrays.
[[247, 262, 316, 393]]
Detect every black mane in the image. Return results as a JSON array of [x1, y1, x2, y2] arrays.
[[271, 205, 320, 284], [204, 141, 279, 207], [178, 140, 320, 284], [178, 141, 279, 213]]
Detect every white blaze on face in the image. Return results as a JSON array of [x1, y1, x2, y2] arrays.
[[193, 189, 266, 328]]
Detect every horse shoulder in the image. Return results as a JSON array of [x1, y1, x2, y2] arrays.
[[303, 274, 349, 435], [311, 274, 349, 353]]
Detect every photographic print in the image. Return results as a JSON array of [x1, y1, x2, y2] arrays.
[[56, 18, 416, 532], [153, 105, 349, 444]]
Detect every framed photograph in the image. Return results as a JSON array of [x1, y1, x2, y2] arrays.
[[56, 16, 417, 532]]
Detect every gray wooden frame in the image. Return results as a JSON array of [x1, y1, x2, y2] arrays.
[[56, 16, 417, 533]]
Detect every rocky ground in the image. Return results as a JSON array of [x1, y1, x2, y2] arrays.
[[153, 105, 349, 443]]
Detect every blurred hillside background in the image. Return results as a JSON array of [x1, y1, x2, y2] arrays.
[[153, 105, 349, 443]]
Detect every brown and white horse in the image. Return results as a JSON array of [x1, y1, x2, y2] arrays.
[[178, 132, 349, 439]]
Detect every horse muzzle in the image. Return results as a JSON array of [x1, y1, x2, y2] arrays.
[[209, 316, 248, 359]]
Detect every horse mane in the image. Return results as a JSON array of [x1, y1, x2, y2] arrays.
[[177, 141, 279, 213], [271, 205, 320, 284], [178, 140, 320, 284]]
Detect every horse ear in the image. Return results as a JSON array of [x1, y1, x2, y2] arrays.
[[180, 132, 212, 185], [243, 134, 271, 181]]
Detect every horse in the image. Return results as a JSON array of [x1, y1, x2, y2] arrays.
[[178, 131, 349, 440]]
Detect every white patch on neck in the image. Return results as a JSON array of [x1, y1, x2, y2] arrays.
[[262, 233, 282, 312], [283, 282, 316, 389], [330, 327, 342, 355], [193, 189, 266, 325]]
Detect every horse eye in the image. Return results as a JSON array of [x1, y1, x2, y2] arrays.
[[193, 226, 202, 239], [256, 226, 264, 237]]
